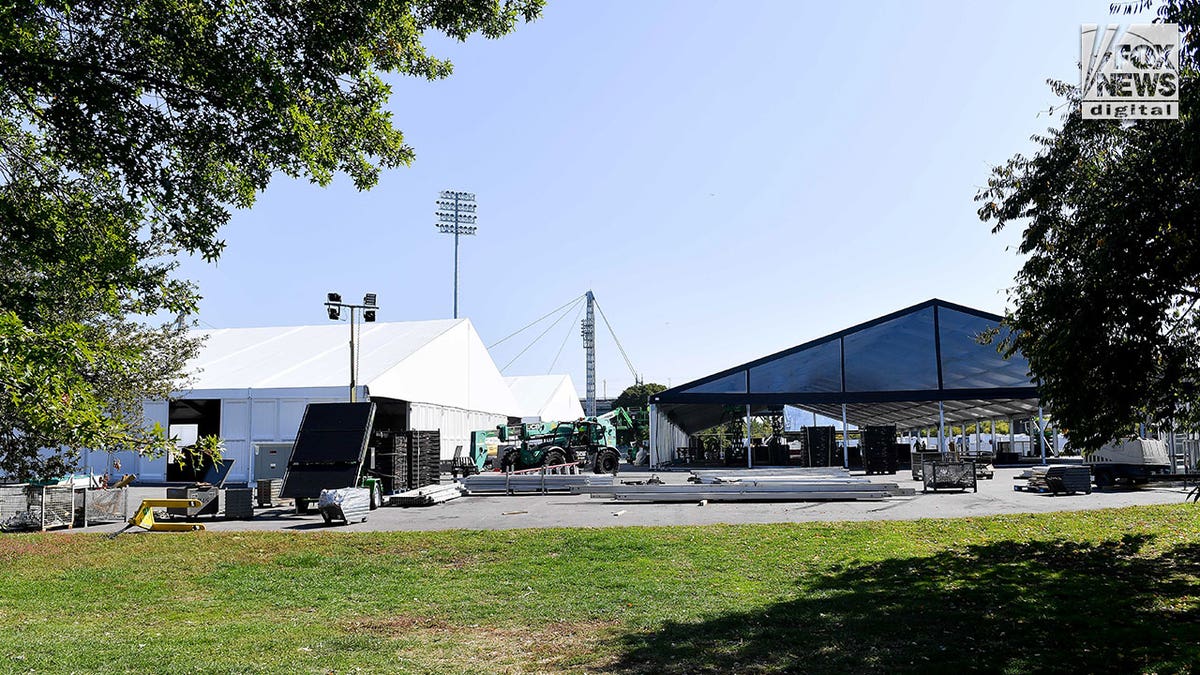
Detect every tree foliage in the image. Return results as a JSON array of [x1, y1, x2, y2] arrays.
[[976, 1, 1199, 451], [613, 382, 667, 411], [0, 0, 543, 478]]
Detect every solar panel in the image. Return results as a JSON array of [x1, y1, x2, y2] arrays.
[[286, 403, 375, 464], [280, 466, 363, 498], [281, 402, 375, 500]]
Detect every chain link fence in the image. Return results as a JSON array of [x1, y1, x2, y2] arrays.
[[0, 485, 129, 531]]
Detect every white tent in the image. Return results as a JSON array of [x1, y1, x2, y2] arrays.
[[89, 319, 519, 484], [504, 375, 585, 422]]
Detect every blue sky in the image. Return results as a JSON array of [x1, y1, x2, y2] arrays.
[[179, 1, 1149, 398]]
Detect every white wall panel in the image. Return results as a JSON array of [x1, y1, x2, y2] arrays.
[[221, 400, 250, 482], [408, 402, 506, 459], [252, 400, 276, 440], [279, 400, 307, 441]]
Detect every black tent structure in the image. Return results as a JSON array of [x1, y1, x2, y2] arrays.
[[648, 299, 1044, 467]]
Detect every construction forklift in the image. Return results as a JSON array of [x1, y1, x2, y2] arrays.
[[488, 418, 620, 474], [499, 418, 622, 474], [470, 407, 643, 475]]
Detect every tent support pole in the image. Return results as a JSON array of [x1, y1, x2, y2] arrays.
[[1009, 418, 1014, 458], [841, 404, 849, 469], [348, 306, 357, 402], [938, 401, 946, 454], [648, 404, 659, 469], [1038, 406, 1046, 465], [746, 404, 753, 469]]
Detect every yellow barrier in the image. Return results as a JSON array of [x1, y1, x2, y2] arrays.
[[107, 499, 205, 539]]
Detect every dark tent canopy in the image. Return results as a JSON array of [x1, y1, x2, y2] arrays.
[[650, 299, 1040, 435]]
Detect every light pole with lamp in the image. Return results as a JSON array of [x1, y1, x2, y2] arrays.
[[435, 190, 477, 319], [324, 292, 378, 402]]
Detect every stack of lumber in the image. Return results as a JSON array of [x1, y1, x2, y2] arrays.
[[388, 483, 465, 507], [463, 473, 614, 495]]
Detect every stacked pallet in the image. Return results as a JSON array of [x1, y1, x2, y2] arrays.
[[375, 433, 406, 495], [389, 483, 465, 507], [256, 478, 283, 507], [463, 473, 615, 494], [800, 426, 837, 467], [224, 487, 255, 520], [861, 426, 898, 475], [376, 430, 442, 494], [409, 431, 441, 488]]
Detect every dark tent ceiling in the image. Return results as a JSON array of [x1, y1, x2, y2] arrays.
[[651, 299, 1041, 434]]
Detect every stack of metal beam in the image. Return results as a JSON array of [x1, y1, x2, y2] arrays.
[[690, 467, 853, 483], [1017, 465, 1092, 495], [389, 483, 465, 507], [462, 473, 615, 495], [573, 468, 914, 502]]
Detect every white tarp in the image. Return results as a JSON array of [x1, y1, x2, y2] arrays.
[[187, 319, 518, 416], [649, 404, 690, 468], [503, 375, 585, 421]]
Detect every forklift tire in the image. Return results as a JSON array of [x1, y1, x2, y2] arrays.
[[296, 500, 310, 515], [500, 449, 519, 473], [594, 448, 620, 475], [544, 448, 567, 468]]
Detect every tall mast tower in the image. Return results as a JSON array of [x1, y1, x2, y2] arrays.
[[582, 290, 596, 416]]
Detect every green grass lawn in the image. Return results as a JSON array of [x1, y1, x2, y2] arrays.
[[0, 505, 1197, 674]]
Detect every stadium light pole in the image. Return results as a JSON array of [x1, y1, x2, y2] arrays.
[[435, 190, 477, 318], [325, 292, 379, 402]]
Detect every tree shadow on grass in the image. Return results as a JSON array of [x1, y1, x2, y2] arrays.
[[606, 535, 1200, 674]]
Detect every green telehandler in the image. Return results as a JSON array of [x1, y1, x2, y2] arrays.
[[469, 412, 633, 475]]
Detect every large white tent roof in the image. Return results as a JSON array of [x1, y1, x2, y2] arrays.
[[504, 375, 585, 421], [185, 319, 519, 416]]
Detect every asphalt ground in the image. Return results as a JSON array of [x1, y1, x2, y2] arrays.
[[77, 465, 1199, 535]]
